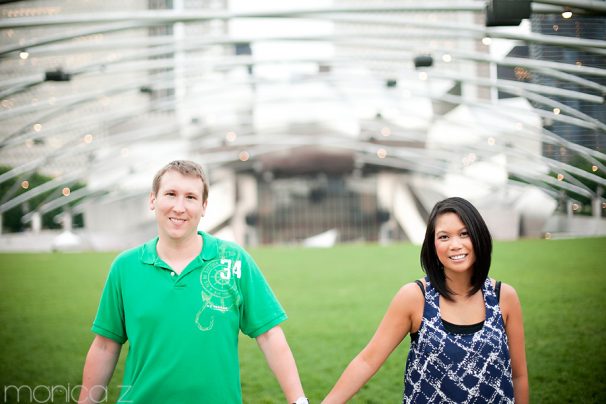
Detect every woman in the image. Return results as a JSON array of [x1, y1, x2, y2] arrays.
[[323, 197, 528, 403]]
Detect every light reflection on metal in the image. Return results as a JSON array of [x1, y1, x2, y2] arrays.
[[238, 151, 250, 161], [226, 131, 237, 142]]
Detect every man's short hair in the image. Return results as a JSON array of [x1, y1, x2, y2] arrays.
[[152, 160, 209, 202]]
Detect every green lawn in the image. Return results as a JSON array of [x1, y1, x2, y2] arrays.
[[1, 237, 605, 403]]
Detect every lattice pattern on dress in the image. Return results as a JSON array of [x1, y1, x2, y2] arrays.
[[403, 277, 514, 403]]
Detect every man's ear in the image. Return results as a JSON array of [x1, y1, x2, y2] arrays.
[[201, 199, 208, 216], [149, 192, 156, 211]]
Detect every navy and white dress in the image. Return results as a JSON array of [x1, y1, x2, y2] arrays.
[[403, 277, 514, 403]]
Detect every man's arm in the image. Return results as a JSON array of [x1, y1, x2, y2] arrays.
[[256, 326, 306, 403], [78, 335, 122, 404]]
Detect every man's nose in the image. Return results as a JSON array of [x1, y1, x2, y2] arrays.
[[173, 196, 186, 212]]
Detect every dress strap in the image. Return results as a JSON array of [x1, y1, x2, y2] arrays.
[[495, 280, 502, 302], [414, 280, 425, 297]]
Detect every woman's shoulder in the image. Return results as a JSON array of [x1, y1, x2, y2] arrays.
[[489, 278, 517, 292], [499, 282, 521, 304], [392, 281, 425, 308], [492, 280, 522, 320], [490, 279, 519, 298], [402, 279, 426, 294]]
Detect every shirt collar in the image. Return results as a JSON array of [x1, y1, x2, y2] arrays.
[[200, 231, 219, 261], [140, 231, 218, 267], [140, 236, 160, 266]]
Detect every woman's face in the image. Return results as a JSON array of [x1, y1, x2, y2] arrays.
[[434, 212, 476, 275]]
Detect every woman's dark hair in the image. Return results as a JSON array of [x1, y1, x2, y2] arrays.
[[420, 197, 492, 300]]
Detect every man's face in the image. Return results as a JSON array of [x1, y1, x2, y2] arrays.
[[149, 170, 207, 242]]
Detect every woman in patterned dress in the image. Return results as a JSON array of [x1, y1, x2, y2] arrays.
[[323, 197, 528, 403]]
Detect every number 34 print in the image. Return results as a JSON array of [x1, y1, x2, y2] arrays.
[[195, 258, 242, 331]]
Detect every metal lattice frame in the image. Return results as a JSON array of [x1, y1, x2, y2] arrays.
[[0, 0, 604, 226]]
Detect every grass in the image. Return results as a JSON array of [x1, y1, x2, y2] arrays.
[[0, 237, 605, 403]]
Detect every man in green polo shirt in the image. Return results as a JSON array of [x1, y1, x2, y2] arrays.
[[78, 160, 308, 404]]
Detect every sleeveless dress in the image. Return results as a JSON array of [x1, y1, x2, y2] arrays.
[[403, 277, 514, 403]]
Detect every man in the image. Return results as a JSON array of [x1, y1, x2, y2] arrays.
[[79, 160, 308, 404]]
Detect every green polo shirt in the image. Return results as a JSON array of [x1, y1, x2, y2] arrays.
[[92, 231, 287, 403]]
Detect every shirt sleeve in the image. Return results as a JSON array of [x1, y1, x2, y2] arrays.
[[237, 249, 287, 338], [91, 258, 127, 344]]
